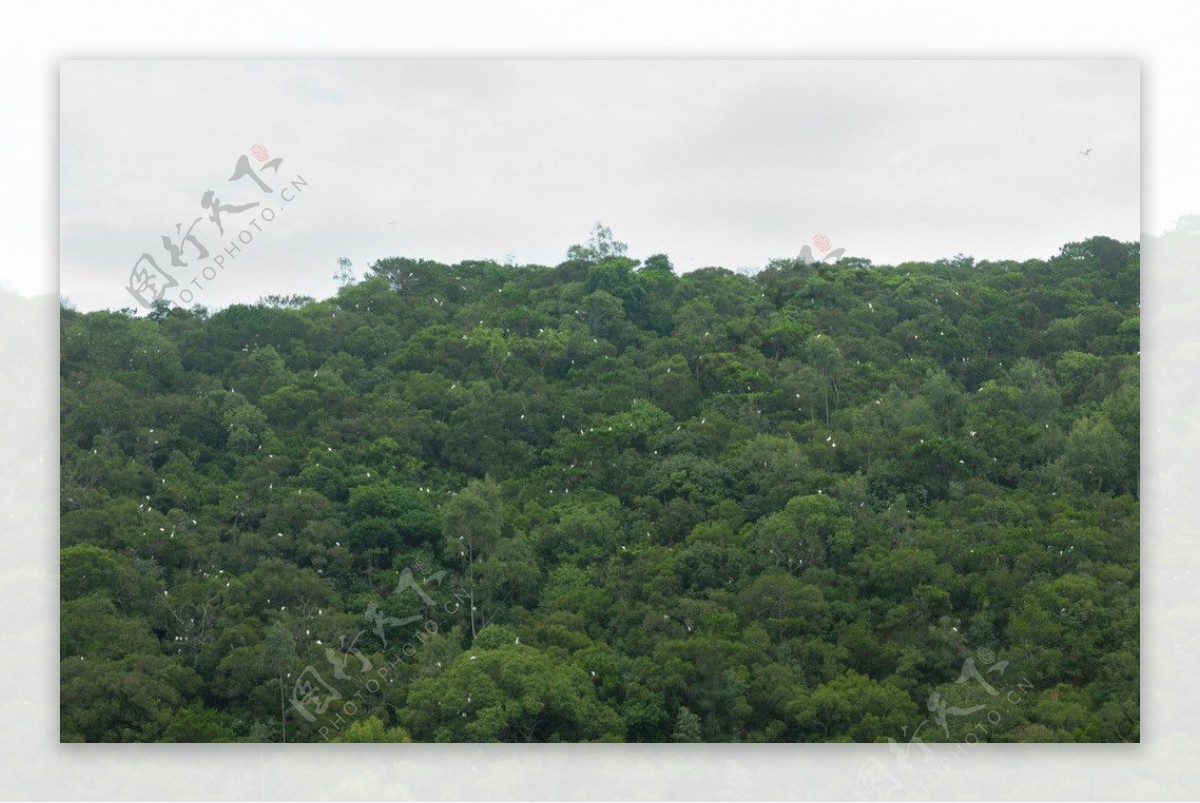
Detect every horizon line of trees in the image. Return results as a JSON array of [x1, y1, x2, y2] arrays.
[[61, 230, 1139, 742]]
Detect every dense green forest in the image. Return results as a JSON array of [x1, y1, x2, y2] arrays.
[[60, 231, 1139, 742]]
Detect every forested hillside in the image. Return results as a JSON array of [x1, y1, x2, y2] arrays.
[[60, 234, 1139, 742]]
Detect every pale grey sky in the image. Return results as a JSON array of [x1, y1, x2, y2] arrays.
[[59, 60, 1139, 312]]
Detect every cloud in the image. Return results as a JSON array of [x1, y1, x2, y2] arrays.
[[60, 60, 1139, 312]]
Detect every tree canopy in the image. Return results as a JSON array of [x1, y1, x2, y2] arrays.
[[60, 234, 1139, 742]]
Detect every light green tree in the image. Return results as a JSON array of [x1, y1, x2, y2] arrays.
[[566, 221, 628, 262]]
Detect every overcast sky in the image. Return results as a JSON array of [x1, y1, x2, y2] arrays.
[[59, 60, 1139, 312]]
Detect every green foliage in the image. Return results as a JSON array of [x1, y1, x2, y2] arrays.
[[334, 716, 412, 743], [566, 222, 629, 263], [59, 234, 1139, 742], [672, 706, 703, 742], [403, 642, 622, 742]]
